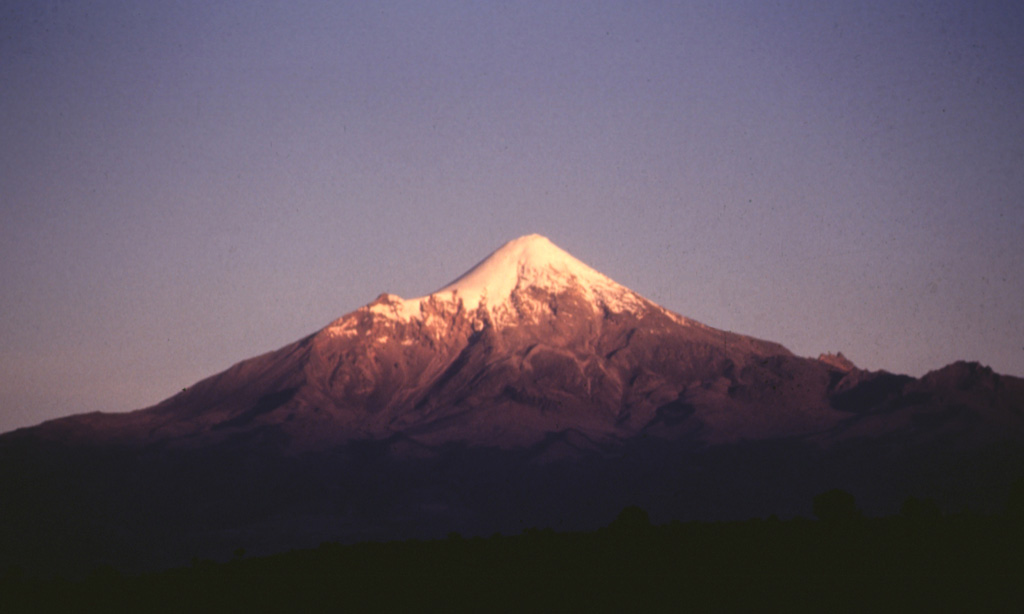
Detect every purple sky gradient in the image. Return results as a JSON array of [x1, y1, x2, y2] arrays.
[[2, 1, 1023, 433]]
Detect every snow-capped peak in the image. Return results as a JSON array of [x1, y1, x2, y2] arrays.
[[334, 234, 678, 330], [434, 234, 631, 312]]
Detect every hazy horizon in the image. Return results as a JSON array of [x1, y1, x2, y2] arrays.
[[3, 1, 1023, 434]]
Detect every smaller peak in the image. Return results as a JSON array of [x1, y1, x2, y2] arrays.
[[921, 361, 997, 388], [369, 293, 403, 305], [363, 292, 421, 321], [818, 352, 856, 372]]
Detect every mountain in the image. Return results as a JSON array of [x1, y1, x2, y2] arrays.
[[3, 234, 1023, 576]]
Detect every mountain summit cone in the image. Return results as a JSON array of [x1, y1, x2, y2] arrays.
[[427, 233, 648, 317], [347, 234, 660, 326]]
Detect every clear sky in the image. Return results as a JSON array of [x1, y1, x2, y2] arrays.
[[2, 1, 1023, 434]]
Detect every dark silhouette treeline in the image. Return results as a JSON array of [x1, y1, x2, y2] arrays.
[[4, 488, 1024, 612]]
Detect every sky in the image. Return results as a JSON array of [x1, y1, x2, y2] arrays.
[[2, 1, 1023, 434]]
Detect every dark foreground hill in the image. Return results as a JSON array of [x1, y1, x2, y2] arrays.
[[2, 235, 1023, 576], [4, 503, 1024, 612]]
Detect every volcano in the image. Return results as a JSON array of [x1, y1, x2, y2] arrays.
[[3, 234, 1023, 575]]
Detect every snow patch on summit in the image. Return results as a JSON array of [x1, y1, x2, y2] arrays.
[[417, 234, 648, 324], [433, 234, 628, 312], [327, 234, 677, 333]]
